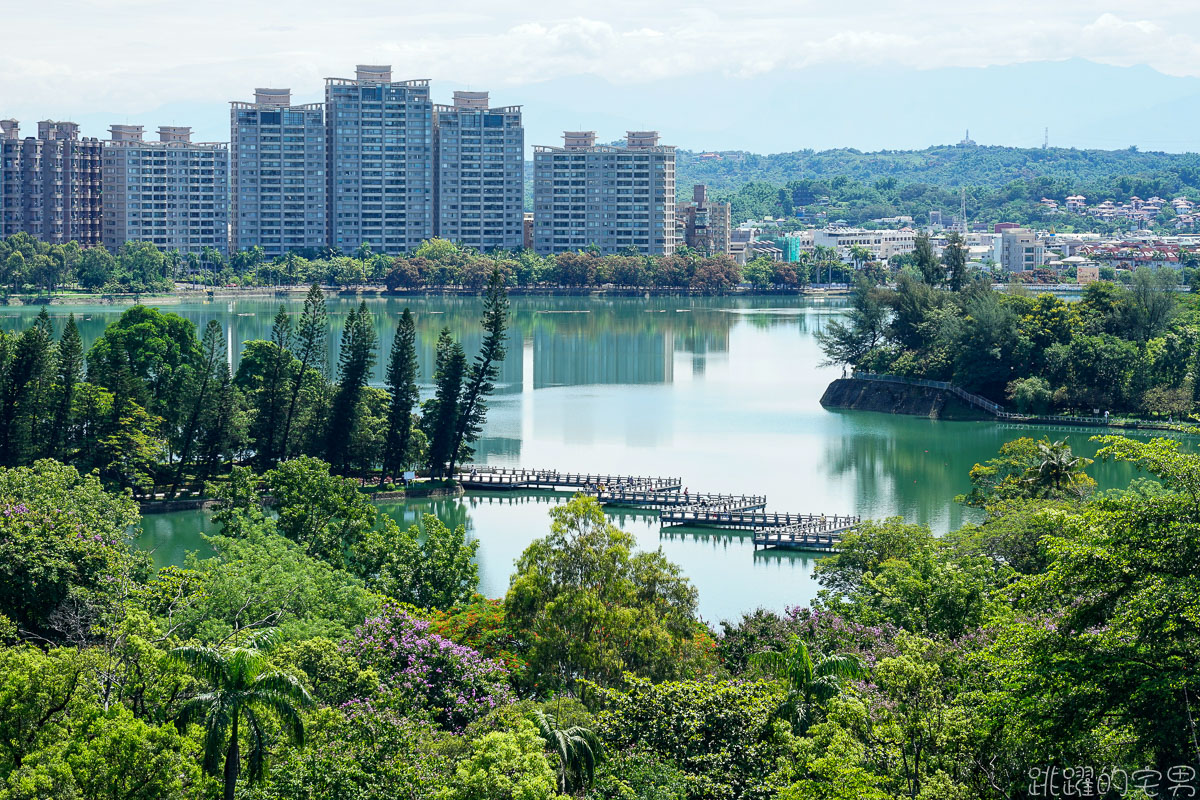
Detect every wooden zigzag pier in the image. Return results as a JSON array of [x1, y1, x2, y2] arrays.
[[457, 465, 860, 552]]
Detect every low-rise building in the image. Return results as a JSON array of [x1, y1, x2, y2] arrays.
[[812, 225, 915, 262], [999, 228, 1045, 272]]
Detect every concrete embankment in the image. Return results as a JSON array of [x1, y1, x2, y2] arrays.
[[819, 378, 992, 421]]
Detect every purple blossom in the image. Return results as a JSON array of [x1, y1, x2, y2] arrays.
[[343, 604, 512, 730]]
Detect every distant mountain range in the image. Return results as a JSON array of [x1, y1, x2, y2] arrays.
[[20, 58, 1200, 157]]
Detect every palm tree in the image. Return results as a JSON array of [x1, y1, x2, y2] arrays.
[[1023, 438, 1093, 498], [170, 632, 312, 800], [530, 708, 603, 793], [750, 637, 866, 733]]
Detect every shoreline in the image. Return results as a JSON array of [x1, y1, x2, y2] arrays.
[[821, 376, 1196, 434], [2, 285, 852, 307]]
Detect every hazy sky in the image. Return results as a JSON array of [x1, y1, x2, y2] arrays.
[[5, 2, 1200, 151]]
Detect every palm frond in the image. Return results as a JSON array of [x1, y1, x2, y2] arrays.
[[238, 627, 279, 652], [815, 653, 867, 681], [529, 709, 555, 741], [175, 693, 218, 729], [748, 649, 788, 680], [253, 671, 313, 707], [199, 700, 232, 777], [168, 645, 229, 687], [241, 706, 269, 784], [253, 690, 307, 746]]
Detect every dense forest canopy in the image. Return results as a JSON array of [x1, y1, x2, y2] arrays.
[[676, 144, 1200, 194]]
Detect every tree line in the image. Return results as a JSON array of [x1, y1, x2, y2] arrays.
[[0, 271, 510, 495], [1, 234, 753, 296]]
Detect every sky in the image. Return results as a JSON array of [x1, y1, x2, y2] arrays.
[[5, 1, 1200, 153]]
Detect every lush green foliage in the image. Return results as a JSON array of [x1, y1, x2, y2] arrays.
[[0, 460, 144, 639], [2, 427, 1200, 799], [0, 282, 512, 500], [504, 495, 715, 692], [822, 271, 1200, 417], [677, 144, 1200, 230]]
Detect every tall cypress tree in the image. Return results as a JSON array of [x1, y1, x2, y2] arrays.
[[281, 284, 327, 459], [197, 359, 238, 483], [50, 313, 83, 460], [253, 305, 293, 468], [0, 316, 54, 466], [381, 308, 419, 484], [325, 302, 377, 473], [913, 232, 942, 286], [27, 309, 58, 459], [423, 328, 467, 478], [170, 320, 225, 497], [449, 269, 508, 476]]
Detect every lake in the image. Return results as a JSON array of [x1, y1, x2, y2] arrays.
[[5, 294, 1160, 624]]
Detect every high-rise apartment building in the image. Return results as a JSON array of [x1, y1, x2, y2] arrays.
[[230, 89, 326, 257], [101, 125, 230, 257], [433, 91, 523, 251], [676, 184, 730, 256], [325, 65, 433, 255], [532, 131, 675, 255], [0, 119, 103, 245]]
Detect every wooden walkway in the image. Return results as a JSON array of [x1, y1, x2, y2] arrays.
[[590, 488, 766, 510], [752, 517, 860, 551], [458, 466, 681, 492], [659, 509, 859, 532], [458, 465, 859, 552]]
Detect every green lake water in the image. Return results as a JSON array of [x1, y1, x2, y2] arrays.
[[5, 295, 1163, 624]]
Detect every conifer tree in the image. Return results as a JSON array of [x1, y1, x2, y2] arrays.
[[170, 320, 225, 496], [423, 328, 467, 478], [198, 360, 239, 483], [281, 284, 327, 458], [0, 315, 54, 465], [450, 269, 508, 477], [50, 313, 83, 460], [325, 303, 377, 473], [252, 305, 293, 467], [381, 308, 419, 484]]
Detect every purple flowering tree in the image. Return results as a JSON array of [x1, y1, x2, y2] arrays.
[[344, 604, 512, 729]]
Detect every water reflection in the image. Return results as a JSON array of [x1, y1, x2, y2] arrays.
[[65, 291, 1189, 622]]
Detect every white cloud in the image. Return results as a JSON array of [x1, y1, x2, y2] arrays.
[[4, 2, 1200, 120]]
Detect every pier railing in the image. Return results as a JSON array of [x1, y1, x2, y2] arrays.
[[458, 466, 682, 491]]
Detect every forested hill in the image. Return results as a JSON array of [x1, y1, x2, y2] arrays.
[[675, 144, 1200, 196]]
